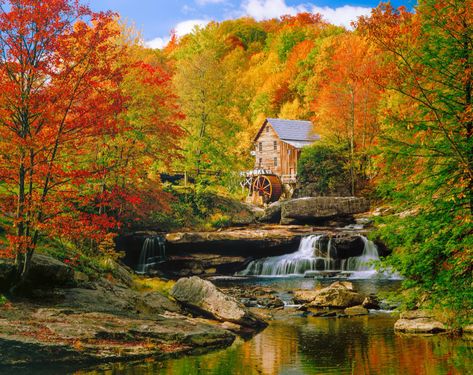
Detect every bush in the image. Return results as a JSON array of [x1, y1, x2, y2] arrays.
[[298, 142, 350, 196], [209, 213, 232, 229], [132, 277, 175, 297], [375, 208, 473, 327], [0, 294, 7, 306]]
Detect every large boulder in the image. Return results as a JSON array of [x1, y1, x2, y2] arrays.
[[394, 310, 447, 333], [344, 305, 369, 316], [293, 281, 364, 308], [280, 197, 370, 225], [259, 201, 283, 223], [331, 235, 365, 258], [170, 276, 267, 329], [0, 260, 15, 292], [24, 254, 75, 289]]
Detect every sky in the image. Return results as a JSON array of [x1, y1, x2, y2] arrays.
[[87, 0, 415, 49]]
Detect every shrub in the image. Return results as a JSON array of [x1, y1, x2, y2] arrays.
[[298, 142, 350, 195], [132, 277, 175, 297], [209, 213, 232, 229]]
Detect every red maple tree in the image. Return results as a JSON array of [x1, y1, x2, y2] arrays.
[[0, 0, 126, 280]]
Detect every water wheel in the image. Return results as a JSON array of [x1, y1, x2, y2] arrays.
[[252, 175, 282, 203]]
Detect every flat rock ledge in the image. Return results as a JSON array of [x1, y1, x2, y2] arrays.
[[0, 255, 259, 367], [0, 306, 235, 367], [259, 197, 370, 225], [394, 310, 447, 334]]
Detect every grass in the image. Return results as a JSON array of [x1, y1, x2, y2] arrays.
[[132, 277, 175, 297]]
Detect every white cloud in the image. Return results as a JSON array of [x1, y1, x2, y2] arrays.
[[309, 5, 372, 28], [145, 19, 210, 49], [145, 36, 169, 49], [243, 0, 302, 21], [242, 0, 371, 28], [145, 1, 373, 49], [174, 19, 210, 38]]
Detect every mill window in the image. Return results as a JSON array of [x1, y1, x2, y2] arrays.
[[259, 142, 262, 152], [274, 141, 277, 150], [259, 158, 262, 166], [274, 157, 278, 167]]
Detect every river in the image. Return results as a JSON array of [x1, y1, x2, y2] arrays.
[[74, 278, 472, 375]]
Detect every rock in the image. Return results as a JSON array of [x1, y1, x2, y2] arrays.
[[257, 296, 284, 309], [138, 291, 182, 315], [463, 325, 473, 333], [0, 307, 235, 366], [395, 310, 447, 333], [73, 271, 89, 284], [280, 197, 370, 225], [362, 295, 380, 309], [259, 201, 283, 223], [394, 318, 446, 333], [344, 305, 369, 316], [294, 282, 364, 308], [24, 254, 75, 289], [148, 258, 206, 278], [61, 278, 181, 317], [0, 260, 15, 292], [165, 226, 311, 258], [308, 288, 364, 308], [110, 262, 134, 287], [219, 286, 284, 310], [330, 281, 355, 291], [308, 309, 339, 317], [399, 310, 433, 319], [293, 290, 321, 304], [355, 217, 372, 226], [220, 321, 243, 333], [331, 236, 365, 258], [170, 277, 267, 329]]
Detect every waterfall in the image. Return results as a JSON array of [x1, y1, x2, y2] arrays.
[[135, 236, 166, 274], [238, 234, 381, 279]]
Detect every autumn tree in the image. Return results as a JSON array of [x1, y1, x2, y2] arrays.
[[0, 0, 125, 282], [172, 24, 243, 180], [88, 23, 184, 226], [358, 1, 473, 320], [310, 34, 383, 195]]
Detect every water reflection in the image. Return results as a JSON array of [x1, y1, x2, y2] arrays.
[[79, 314, 472, 375]]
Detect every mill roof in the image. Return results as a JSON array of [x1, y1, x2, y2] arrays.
[[254, 118, 320, 146]]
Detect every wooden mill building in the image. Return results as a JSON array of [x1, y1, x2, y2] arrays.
[[253, 118, 320, 183]]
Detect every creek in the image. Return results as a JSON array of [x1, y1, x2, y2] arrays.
[[68, 277, 472, 375]]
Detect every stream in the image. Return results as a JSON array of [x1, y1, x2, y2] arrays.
[[74, 277, 471, 375], [76, 234, 471, 375]]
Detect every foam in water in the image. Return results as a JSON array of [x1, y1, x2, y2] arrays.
[[136, 236, 166, 274], [238, 234, 386, 279]]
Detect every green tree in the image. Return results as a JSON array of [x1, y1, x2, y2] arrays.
[[298, 143, 350, 196], [358, 1, 473, 321], [172, 24, 242, 180]]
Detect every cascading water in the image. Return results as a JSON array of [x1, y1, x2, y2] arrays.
[[135, 236, 166, 274], [238, 234, 382, 279]]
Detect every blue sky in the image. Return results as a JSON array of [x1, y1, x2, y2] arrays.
[[87, 0, 415, 48]]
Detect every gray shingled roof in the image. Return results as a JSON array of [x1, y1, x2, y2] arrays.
[[266, 118, 320, 142]]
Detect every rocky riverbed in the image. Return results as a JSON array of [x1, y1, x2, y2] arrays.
[[0, 255, 266, 368], [1, 252, 470, 370]]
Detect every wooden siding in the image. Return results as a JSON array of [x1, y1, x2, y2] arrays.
[[254, 123, 300, 176]]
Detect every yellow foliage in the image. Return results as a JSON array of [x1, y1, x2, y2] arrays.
[[132, 277, 175, 297]]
